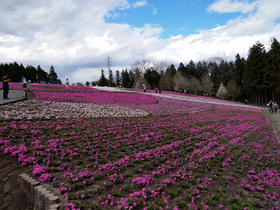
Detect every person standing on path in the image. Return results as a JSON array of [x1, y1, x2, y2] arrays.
[[268, 100, 274, 114], [2, 75, 11, 99], [274, 101, 278, 113], [65, 78, 69, 90], [22, 76, 27, 88]]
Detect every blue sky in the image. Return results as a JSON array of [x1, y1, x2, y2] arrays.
[[105, 0, 240, 38], [0, 0, 280, 83]]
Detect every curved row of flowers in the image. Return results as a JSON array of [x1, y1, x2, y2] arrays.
[[0, 84, 279, 209]]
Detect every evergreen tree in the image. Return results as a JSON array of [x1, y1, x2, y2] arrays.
[[121, 69, 130, 88], [185, 60, 196, 78], [0, 62, 58, 83], [8, 62, 21, 82], [144, 68, 161, 88], [243, 41, 266, 105], [218, 60, 228, 85], [209, 61, 221, 94], [224, 61, 235, 86], [158, 64, 176, 91], [98, 69, 109, 86], [128, 70, 135, 88], [108, 69, 115, 87], [37, 65, 48, 83], [26, 65, 38, 83], [115, 70, 121, 87], [177, 62, 186, 76], [166, 64, 177, 77], [196, 61, 209, 80], [264, 38, 280, 101], [234, 53, 246, 87], [48, 65, 58, 84], [234, 53, 246, 100]]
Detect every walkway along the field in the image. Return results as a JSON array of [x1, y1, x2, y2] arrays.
[[0, 89, 26, 105], [263, 108, 280, 144]]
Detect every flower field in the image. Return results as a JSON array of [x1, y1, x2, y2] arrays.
[[0, 84, 279, 209]]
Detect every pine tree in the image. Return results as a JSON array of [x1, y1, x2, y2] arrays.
[[108, 69, 115, 87], [209, 61, 221, 94], [128, 70, 135, 88], [177, 62, 186, 77], [234, 53, 246, 100], [115, 70, 121, 87], [121, 69, 130, 88], [264, 38, 280, 101], [144, 68, 161, 89], [98, 69, 109, 86], [48, 65, 58, 84], [243, 41, 266, 105], [185, 60, 196, 79], [37, 65, 48, 83]]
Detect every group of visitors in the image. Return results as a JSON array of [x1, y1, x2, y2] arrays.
[[142, 84, 162, 93], [268, 100, 278, 114], [179, 89, 188, 94], [2, 75, 31, 99], [155, 87, 161, 93], [22, 76, 31, 90]]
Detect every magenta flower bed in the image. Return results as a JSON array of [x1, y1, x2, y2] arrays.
[[1, 109, 279, 209], [30, 84, 103, 92], [0, 84, 279, 209], [1, 82, 103, 92], [124, 95, 261, 115], [33, 90, 158, 105]]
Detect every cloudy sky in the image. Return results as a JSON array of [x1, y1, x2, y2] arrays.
[[1, 0, 280, 83]]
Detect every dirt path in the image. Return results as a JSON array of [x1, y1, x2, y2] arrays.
[[263, 107, 280, 144]]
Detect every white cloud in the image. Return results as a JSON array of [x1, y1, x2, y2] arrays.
[[132, 0, 147, 8], [208, 0, 258, 14], [0, 0, 280, 83], [70, 68, 102, 83]]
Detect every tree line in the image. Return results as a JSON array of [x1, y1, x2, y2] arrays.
[[0, 62, 61, 84], [94, 38, 280, 106]]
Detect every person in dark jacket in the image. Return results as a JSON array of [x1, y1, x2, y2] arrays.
[[2, 75, 11, 99]]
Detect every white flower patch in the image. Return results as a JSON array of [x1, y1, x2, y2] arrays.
[[0, 100, 149, 120]]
